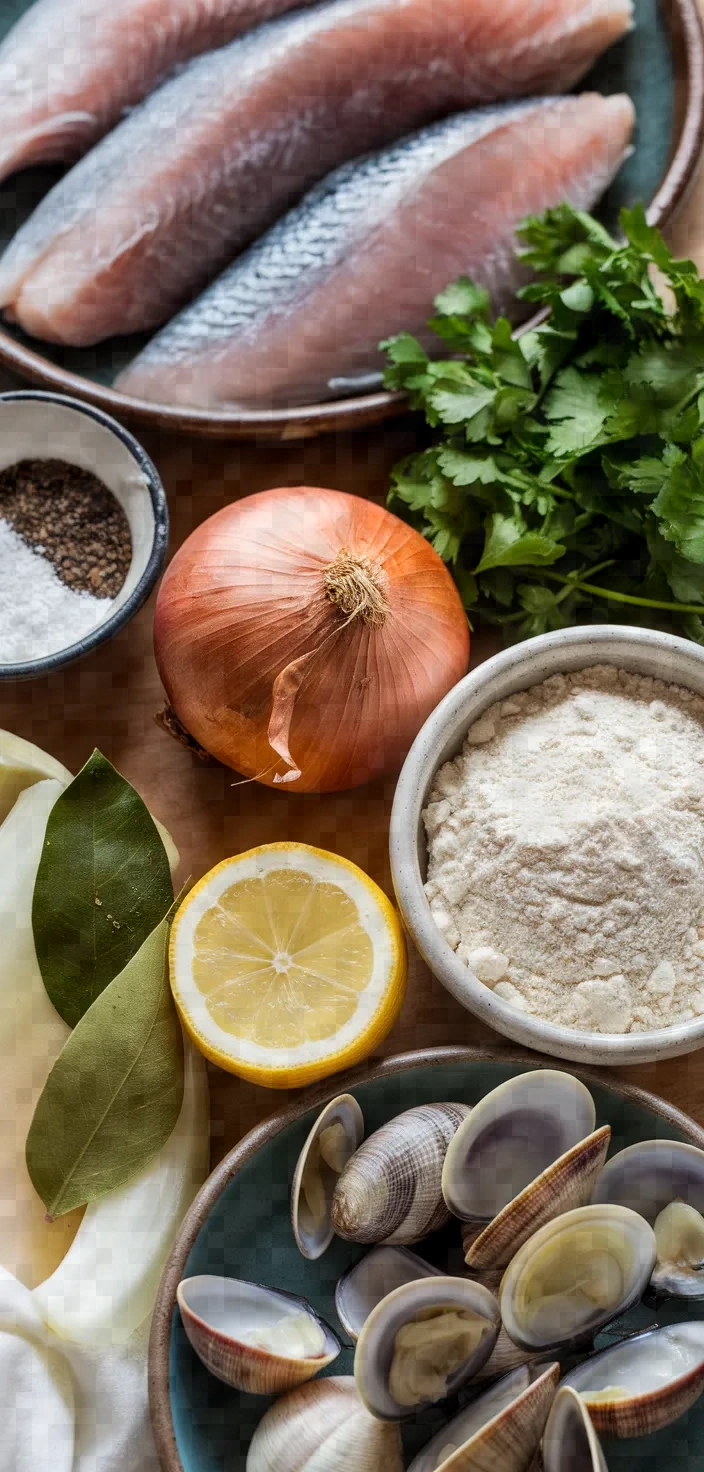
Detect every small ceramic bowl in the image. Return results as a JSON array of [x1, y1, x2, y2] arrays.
[[0, 390, 168, 678], [390, 625, 704, 1067]]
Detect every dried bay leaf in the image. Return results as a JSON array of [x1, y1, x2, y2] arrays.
[[32, 749, 173, 1026], [25, 917, 184, 1218]]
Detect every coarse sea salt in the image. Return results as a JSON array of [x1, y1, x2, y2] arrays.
[[0, 517, 114, 664]]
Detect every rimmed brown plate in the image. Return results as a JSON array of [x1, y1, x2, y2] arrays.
[[0, 0, 700, 442], [148, 1043, 704, 1471]]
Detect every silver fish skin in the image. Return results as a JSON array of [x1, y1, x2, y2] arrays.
[[117, 92, 635, 410], [0, 0, 317, 181], [0, 0, 633, 346]]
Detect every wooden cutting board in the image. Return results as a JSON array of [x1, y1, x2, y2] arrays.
[[3, 42, 704, 1159]]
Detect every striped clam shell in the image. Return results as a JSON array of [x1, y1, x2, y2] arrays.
[[461, 1126, 612, 1273], [406, 1362, 560, 1472], [542, 1386, 607, 1472], [246, 1376, 404, 1472], [177, 1276, 340, 1395], [331, 1103, 470, 1245], [560, 1323, 704, 1438]]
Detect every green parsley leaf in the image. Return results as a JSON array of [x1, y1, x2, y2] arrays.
[[382, 201, 704, 643], [476, 513, 565, 572], [543, 368, 607, 454]]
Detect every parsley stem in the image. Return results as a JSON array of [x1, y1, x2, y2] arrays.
[[487, 561, 614, 623], [543, 571, 704, 615]]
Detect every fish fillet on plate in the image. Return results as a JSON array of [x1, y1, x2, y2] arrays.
[[0, 0, 633, 346], [0, 0, 317, 181], [118, 93, 635, 410]]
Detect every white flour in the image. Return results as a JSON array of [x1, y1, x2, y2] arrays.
[[423, 665, 704, 1034], [0, 518, 112, 664]]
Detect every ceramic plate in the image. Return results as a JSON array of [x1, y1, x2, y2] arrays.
[[0, 0, 700, 441], [149, 1046, 704, 1471]]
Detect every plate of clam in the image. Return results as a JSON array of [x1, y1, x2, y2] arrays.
[[149, 1048, 704, 1471]]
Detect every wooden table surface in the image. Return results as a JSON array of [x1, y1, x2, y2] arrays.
[[4, 105, 704, 1162]]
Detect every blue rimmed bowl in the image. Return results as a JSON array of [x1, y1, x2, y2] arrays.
[[148, 1045, 704, 1472]]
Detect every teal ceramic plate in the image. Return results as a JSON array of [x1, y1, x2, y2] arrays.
[[149, 1046, 704, 1471], [0, 0, 700, 440]]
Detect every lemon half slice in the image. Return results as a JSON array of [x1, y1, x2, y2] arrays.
[[170, 843, 407, 1088]]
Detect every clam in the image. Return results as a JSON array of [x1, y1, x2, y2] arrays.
[[499, 1204, 656, 1352], [331, 1102, 470, 1246], [335, 1246, 443, 1341], [177, 1275, 340, 1394], [593, 1139, 704, 1298], [442, 1071, 597, 1230], [406, 1362, 559, 1472], [291, 1093, 364, 1259], [245, 1375, 404, 1472], [354, 1274, 500, 1420], [561, 1321, 704, 1437], [652, 1201, 704, 1296], [462, 1127, 611, 1274], [542, 1386, 607, 1472]]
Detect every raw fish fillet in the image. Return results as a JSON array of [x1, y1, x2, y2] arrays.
[[118, 93, 635, 409], [0, 0, 633, 347], [0, 0, 317, 181]]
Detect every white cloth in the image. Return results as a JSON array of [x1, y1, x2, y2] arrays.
[[0, 772, 208, 1469], [0, 1269, 158, 1472]]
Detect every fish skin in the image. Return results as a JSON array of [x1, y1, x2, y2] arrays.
[[0, 0, 318, 181], [0, 0, 633, 347], [117, 93, 636, 410]]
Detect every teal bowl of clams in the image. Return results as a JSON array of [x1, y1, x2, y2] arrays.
[[149, 1047, 704, 1471]]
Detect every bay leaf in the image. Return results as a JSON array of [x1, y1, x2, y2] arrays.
[[32, 749, 173, 1026], [25, 917, 184, 1218]]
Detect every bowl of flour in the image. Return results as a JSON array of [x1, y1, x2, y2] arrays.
[[390, 625, 704, 1065]]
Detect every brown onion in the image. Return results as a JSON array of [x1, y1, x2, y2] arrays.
[[154, 486, 469, 793]]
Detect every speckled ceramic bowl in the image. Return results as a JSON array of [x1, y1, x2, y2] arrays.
[[0, 391, 168, 679], [390, 625, 704, 1067]]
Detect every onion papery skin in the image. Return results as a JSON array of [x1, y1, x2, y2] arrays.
[[154, 486, 470, 793]]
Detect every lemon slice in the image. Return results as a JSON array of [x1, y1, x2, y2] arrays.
[[169, 843, 407, 1088], [0, 730, 71, 825]]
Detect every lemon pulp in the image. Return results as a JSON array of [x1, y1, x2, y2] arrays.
[[170, 843, 407, 1087], [192, 868, 374, 1046]]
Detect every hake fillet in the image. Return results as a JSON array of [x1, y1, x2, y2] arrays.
[[118, 93, 635, 409], [0, 0, 633, 346], [0, 0, 317, 182]]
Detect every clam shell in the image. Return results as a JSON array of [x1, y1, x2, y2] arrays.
[[331, 1103, 470, 1246], [651, 1200, 704, 1297], [463, 1127, 612, 1273], [442, 1071, 597, 1223], [245, 1375, 404, 1472], [593, 1139, 704, 1299], [499, 1204, 656, 1352], [560, 1322, 704, 1437], [407, 1362, 560, 1472], [472, 1327, 540, 1382], [354, 1274, 500, 1420], [542, 1386, 607, 1472], [594, 1139, 704, 1219], [335, 1246, 443, 1342], [291, 1094, 364, 1260], [177, 1275, 340, 1395]]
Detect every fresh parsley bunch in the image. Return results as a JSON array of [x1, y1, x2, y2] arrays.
[[383, 203, 704, 643]]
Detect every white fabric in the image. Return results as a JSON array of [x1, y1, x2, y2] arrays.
[[0, 1268, 157, 1472], [0, 777, 209, 1469]]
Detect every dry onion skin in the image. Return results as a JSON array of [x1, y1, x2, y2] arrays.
[[154, 486, 470, 792]]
